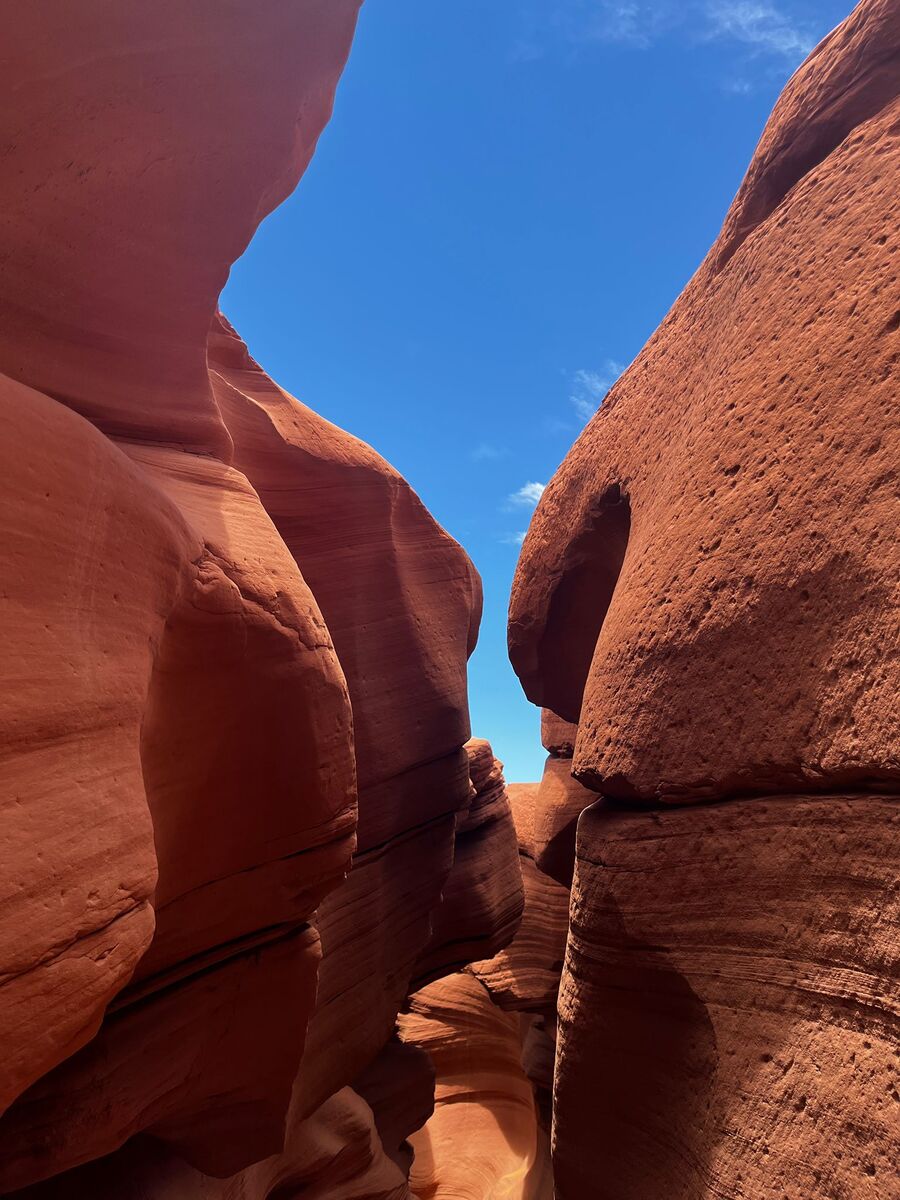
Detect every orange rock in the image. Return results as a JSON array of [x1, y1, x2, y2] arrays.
[[530, 756, 595, 887], [208, 315, 484, 1113], [556, 795, 900, 1200], [0, 377, 191, 1115], [506, 3, 900, 1196], [400, 974, 553, 1200], [468, 855, 568, 1015], [0, 0, 370, 1188], [540, 710, 578, 758], [509, 0, 900, 803], [0, 1, 362, 458], [209, 315, 482, 800], [0, 0, 495, 1195], [414, 740, 525, 987]]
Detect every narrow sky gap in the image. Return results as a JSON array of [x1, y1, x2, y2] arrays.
[[222, 0, 850, 781]]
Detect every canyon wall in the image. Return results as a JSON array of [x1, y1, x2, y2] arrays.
[[0, 3, 521, 1197], [2, 1, 898, 1198], [509, 1, 899, 1196]]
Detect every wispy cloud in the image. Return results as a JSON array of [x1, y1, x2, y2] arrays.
[[570, 361, 625, 423], [581, 2, 662, 48], [514, 0, 821, 75], [500, 529, 529, 546], [508, 481, 546, 507], [703, 1, 815, 59], [471, 442, 507, 462]]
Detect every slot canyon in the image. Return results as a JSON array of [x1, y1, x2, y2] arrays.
[[0, 2, 897, 1198]]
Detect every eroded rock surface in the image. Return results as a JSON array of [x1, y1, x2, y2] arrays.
[[400, 973, 553, 1200], [0, 2, 504, 1197], [510, 0, 900, 805], [556, 796, 900, 1200], [508, 2, 900, 1197]]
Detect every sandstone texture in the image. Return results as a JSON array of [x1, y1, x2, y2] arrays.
[[508, 2, 900, 1197], [0, 2, 364, 1181], [397, 765, 572, 1198], [414, 740, 525, 988], [509, 0, 900, 804], [208, 314, 483, 1121], [400, 973, 553, 1200], [0, 3, 517, 1197], [556, 796, 900, 1200]]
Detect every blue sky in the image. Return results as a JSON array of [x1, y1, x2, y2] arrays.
[[222, 0, 851, 782]]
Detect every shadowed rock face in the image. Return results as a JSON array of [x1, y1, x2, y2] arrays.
[[508, 2, 900, 1196], [0, 3, 514, 1196], [556, 796, 900, 1200], [509, 0, 900, 805], [0, 2, 363, 1171]]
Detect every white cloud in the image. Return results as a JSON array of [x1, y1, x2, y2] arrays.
[[509, 481, 546, 507], [514, 0, 819, 70], [723, 75, 754, 94], [501, 530, 529, 546], [582, 2, 656, 47], [570, 361, 625, 422], [471, 442, 506, 461], [704, 1, 814, 58]]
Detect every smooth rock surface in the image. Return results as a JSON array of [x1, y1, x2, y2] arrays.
[[0, 0, 487, 1192], [0, 0, 362, 458], [209, 315, 484, 1114], [0, 377, 190, 1115], [11, 1087, 416, 1200], [414, 740, 525, 987], [400, 974, 553, 1200]]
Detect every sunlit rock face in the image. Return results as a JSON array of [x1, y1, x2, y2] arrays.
[[509, 2, 900, 1197], [0, 2, 505, 1197], [510, 0, 899, 804], [396, 756, 573, 1200], [399, 973, 553, 1200], [207, 315, 484, 1120]]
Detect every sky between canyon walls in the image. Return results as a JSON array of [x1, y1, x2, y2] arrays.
[[222, 0, 851, 781]]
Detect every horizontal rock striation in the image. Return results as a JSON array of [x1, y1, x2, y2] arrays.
[[0, 3, 516, 1198], [556, 795, 900, 1200], [413, 740, 525, 988], [399, 973, 553, 1200], [508, 2, 900, 1197]]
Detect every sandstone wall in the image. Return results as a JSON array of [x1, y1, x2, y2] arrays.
[[508, 2, 900, 1196], [0, 4, 521, 1197]]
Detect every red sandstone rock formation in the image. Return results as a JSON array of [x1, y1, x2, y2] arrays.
[[207, 315, 483, 1123], [0, 3, 516, 1197], [0, 3, 364, 1182], [399, 973, 553, 1200], [555, 795, 900, 1200], [396, 767, 570, 1197], [510, 0, 900, 805], [509, 1, 900, 1196], [413, 740, 525, 987]]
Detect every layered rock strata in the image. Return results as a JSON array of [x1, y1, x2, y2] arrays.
[[509, 1, 900, 1196], [555, 795, 900, 1200], [396, 762, 574, 1198], [0, 3, 519, 1198], [399, 974, 553, 1200]]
